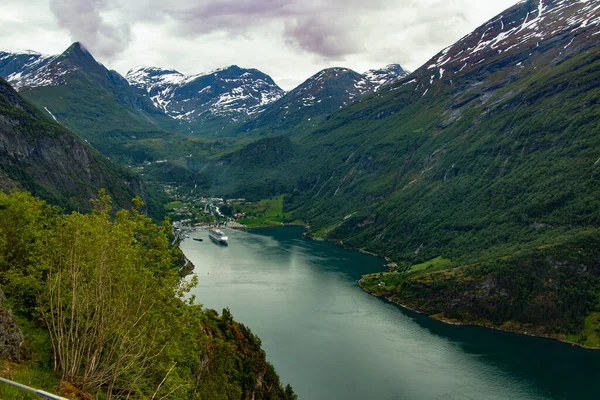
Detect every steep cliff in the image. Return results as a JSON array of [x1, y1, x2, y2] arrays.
[[0, 77, 142, 212]]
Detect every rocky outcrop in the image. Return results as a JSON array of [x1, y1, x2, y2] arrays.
[[0, 289, 29, 362]]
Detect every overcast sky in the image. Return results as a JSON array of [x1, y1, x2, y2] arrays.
[[1, 0, 519, 90]]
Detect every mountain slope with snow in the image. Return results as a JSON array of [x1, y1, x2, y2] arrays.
[[241, 65, 407, 135], [363, 64, 409, 91], [0, 42, 177, 158], [126, 65, 285, 126], [393, 0, 600, 100]]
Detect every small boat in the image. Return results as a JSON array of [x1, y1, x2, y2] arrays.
[[193, 238, 203, 242]]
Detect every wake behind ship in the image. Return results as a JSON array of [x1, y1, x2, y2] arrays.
[[209, 226, 229, 245]]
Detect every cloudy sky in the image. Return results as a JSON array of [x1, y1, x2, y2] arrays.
[[1, 0, 519, 90]]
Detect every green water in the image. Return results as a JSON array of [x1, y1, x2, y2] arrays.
[[182, 226, 600, 400]]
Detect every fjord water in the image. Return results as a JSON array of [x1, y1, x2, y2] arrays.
[[182, 227, 600, 400]]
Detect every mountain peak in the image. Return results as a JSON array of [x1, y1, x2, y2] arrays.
[[126, 64, 284, 123], [363, 64, 409, 91], [66, 41, 88, 53], [59, 41, 98, 66]]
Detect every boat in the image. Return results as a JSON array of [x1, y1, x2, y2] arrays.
[[208, 226, 228, 245], [193, 237, 203, 242]]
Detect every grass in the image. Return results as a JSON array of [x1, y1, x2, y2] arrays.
[[0, 316, 61, 399], [564, 312, 600, 348], [235, 195, 301, 227], [408, 256, 454, 273], [164, 201, 186, 211]]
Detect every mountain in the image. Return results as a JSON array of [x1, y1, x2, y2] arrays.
[[0, 77, 146, 212], [126, 65, 284, 133], [363, 64, 409, 91], [241, 66, 396, 135], [198, 0, 600, 345], [0, 50, 57, 88], [0, 42, 178, 160]]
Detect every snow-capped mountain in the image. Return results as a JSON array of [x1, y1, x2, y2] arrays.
[[241, 67, 369, 133], [395, 0, 600, 98], [241, 65, 405, 134], [363, 64, 409, 91], [283, 67, 374, 107], [0, 42, 121, 90], [126, 65, 285, 122], [0, 42, 176, 155], [0, 50, 58, 89]]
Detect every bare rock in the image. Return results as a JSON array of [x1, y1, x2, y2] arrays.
[[0, 289, 29, 362]]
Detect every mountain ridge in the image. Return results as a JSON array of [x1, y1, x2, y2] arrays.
[[240, 64, 408, 135]]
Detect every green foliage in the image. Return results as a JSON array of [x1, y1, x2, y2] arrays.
[[234, 195, 298, 227], [188, 45, 600, 339], [408, 256, 454, 273], [0, 78, 166, 219], [361, 230, 600, 342], [0, 191, 295, 399]]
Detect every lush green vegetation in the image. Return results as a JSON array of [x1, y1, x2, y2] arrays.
[[407, 257, 454, 273], [361, 230, 600, 347], [0, 191, 296, 399], [164, 201, 186, 210], [0, 77, 169, 221], [233, 195, 300, 227], [183, 40, 600, 339]]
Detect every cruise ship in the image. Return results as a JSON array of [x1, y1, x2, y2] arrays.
[[208, 226, 228, 245]]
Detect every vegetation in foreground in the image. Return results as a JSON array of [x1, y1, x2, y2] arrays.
[[0, 190, 296, 399]]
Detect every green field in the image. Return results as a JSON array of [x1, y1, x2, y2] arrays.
[[235, 195, 301, 227], [408, 256, 454, 273], [164, 201, 186, 211]]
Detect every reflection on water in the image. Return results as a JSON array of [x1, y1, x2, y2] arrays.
[[182, 226, 600, 400]]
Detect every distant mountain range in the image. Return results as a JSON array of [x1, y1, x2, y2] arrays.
[[0, 45, 406, 140], [126, 65, 285, 123]]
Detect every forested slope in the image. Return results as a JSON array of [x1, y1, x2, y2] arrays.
[[0, 191, 296, 399], [0, 77, 150, 213], [190, 0, 600, 341]]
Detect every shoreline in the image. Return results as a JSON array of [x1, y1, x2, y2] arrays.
[[357, 279, 600, 352], [222, 223, 600, 351]]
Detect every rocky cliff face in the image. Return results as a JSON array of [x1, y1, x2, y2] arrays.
[[0, 289, 28, 362], [0, 77, 142, 212]]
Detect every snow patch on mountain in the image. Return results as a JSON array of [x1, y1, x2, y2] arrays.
[[412, 0, 600, 97], [0, 50, 60, 89], [126, 65, 285, 122], [363, 64, 409, 91]]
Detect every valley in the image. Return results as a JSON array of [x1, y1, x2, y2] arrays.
[[1, 0, 600, 398]]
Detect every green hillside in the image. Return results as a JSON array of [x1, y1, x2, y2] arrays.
[[185, 4, 600, 339], [0, 77, 156, 215], [0, 191, 296, 399]]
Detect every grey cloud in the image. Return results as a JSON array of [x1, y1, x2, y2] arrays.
[[43, 0, 519, 71], [284, 15, 363, 58], [49, 0, 132, 59], [174, 0, 388, 58]]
